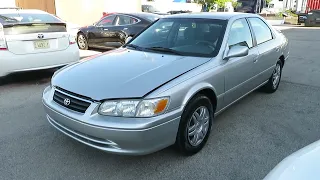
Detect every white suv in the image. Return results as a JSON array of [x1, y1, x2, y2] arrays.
[[0, 9, 79, 78]]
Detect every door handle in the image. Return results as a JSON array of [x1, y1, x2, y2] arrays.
[[253, 58, 258, 63], [275, 47, 280, 52]]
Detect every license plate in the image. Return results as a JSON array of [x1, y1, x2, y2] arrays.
[[34, 40, 50, 49], [316, 18, 320, 21]]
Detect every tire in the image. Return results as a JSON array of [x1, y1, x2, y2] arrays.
[[175, 94, 214, 156], [261, 60, 283, 93], [77, 33, 88, 50], [0, 77, 7, 86]]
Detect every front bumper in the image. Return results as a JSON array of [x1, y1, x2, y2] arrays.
[[42, 86, 182, 155]]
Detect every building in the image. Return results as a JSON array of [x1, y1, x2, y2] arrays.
[[283, 0, 308, 12], [1, 0, 142, 26], [0, 0, 17, 7], [141, 0, 201, 12]]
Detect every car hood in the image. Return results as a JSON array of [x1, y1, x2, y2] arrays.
[[52, 48, 211, 100]]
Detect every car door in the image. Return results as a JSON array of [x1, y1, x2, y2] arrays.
[[223, 18, 260, 106], [88, 15, 117, 48], [247, 17, 280, 85]]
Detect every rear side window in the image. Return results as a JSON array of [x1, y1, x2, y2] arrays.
[[0, 13, 62, 23], [248, 18, 273, 45], [117, 15, 139, 25]]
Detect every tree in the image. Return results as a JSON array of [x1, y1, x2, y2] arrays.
[[266, 0, 272, 5], [194, 0, 217, 11], [194, 0, 235, 10], [232, 1, 242, 8], [194, 0, 216, 5], [215, 0, 230, 8]]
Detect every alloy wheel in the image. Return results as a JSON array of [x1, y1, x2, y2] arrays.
[[272, 63, 281, 89], [187, 106, 210, 147], [77, 34, 87, 49]]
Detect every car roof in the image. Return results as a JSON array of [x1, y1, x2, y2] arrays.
[[117, 12, 161, 17], [0, 7, 21, 10], [163, 12, 258, 20], [110, 12, 161, 21], [0, 9, 48, 14]]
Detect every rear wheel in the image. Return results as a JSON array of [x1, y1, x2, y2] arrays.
[[175, 94, 214, 156], [77, 33, 88, 50]]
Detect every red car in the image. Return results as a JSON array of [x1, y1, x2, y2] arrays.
[[102, 12, 115, 18]]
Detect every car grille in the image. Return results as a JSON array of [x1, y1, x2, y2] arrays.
[[53, 88, 91, 113]]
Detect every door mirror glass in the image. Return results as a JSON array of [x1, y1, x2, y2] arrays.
[[125, 36, 133, 44], [224, 45, 249, 60]]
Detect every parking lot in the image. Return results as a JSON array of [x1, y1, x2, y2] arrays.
[[0, 26, 319, 180]]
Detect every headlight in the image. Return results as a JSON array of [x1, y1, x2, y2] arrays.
[[98, 97, 169, 117]]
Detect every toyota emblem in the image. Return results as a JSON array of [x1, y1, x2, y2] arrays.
[[37, 34, 44, 39], [63, 98, 71, 106]]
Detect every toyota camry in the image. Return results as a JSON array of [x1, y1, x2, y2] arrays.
[[42, 12, 289, 156]]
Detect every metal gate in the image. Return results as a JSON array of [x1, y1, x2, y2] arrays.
[[15, 0, 56, 14]]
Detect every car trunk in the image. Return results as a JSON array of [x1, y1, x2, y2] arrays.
[[3, 23, 70, 55]]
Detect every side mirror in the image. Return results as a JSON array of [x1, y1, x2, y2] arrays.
[[224, 45, 249, 60], [125, 36, 133, 44]]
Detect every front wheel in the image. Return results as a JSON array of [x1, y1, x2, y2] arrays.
[[0, 77, 8, 86], [261, 60, 283, 93], [77, 33, 88, 50], [175, 94, 214, 156]]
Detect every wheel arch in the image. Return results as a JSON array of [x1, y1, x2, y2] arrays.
[[77, 30, 87, 37], [181, 83, 218, 113], [279, 55, 285, 67]]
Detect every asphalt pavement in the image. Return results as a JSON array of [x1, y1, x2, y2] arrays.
[[0, 26, 320, 180]]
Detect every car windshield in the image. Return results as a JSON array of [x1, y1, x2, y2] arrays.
[[0, 13, 62, 23], [128, 18, 227, 57]]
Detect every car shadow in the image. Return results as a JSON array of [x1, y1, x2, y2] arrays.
[[0, 69, 55, 87], [89, 48, 107, 52]]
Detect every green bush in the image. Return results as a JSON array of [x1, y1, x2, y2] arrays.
[[285, 10, 298, 17]]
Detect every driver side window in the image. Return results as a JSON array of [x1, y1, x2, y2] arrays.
[[97, 15, 115, 26], [228, 19, 253, 49]]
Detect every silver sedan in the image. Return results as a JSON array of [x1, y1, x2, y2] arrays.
[[42, 12, 289, 156]]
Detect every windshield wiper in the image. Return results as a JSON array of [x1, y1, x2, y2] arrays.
[[146, 47, 183, 55], [125, 44, 142, 50]]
